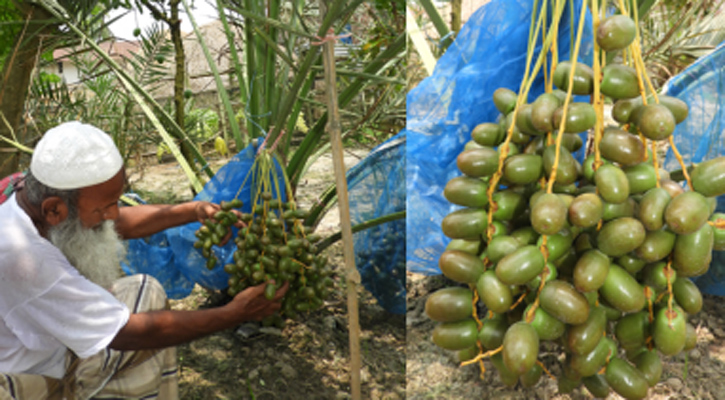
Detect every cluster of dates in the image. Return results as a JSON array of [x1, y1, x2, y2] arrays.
[[196, 194, 333, 327], [426, 13, 725, 400]]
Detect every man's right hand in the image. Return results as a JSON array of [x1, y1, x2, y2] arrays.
[[227, 281, 290, 322]]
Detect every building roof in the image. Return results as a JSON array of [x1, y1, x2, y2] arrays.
[[52, 39, 141, 61]]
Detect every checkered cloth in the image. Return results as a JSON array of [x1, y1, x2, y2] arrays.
[[0, 274, 179, 399], [0, 172, 25, 206]]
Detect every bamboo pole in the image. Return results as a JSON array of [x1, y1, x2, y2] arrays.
[[318, 7, 362, 400]]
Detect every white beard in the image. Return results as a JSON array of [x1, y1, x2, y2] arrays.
[[48, 217, 126, 289]]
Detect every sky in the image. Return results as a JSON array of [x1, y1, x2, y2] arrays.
[[108, 1, 219, 41]]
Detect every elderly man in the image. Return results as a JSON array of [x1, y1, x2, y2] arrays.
[[0, 121, 287, 399]]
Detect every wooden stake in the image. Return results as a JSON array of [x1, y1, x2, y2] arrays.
[[319, 9, 362, 400]]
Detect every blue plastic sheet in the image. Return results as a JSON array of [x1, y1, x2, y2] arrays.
[[661, 41, 725, 296], [406, 0, 593, 275], [348, 133, 406, 314]]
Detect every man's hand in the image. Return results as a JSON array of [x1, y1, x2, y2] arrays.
[[193, 201, 246, 245], [227, 281, 290, 322]]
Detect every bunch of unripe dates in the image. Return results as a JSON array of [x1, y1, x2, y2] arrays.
[[426, 12, 725, 400], [196, 193, 333, 326]]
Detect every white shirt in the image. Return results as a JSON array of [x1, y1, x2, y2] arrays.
[[0, 193, 130, 378]]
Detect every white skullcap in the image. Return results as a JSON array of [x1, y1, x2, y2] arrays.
[[30, 121, 124, 190]]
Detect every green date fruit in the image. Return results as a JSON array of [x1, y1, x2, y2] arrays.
[[477, 270, 514, 314], [502, 322, 540, 376], [425, 287, 473, 322], [438, 250, 485, 284], [601, 64, 640, 99], [554, 61, 594, 95], [597, 15, 637, 52], [444, 176, 489, 208], [605, 357, 649, 400], [432, 319, 479, 351], [540, 280, 590, 325]]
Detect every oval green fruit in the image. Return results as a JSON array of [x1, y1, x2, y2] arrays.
[[444, 176, 489, 208], [439, 250, 485, 284], [612, 97, 643, 124], [457, 345, 479, 363], [540, 280, 590, 325], [601, 64, 640, 99], [583, 374, 611, 398], [492, 190, 527, 221], [554, 61, 594, 95], [493, 87, 518, 115], [503, 154, 543, 185], [638, 104, 676, 140], [568, 192, 604, 228], [457, 147, 500, 178], [487, 235, 523, 264], [675, 232, 713, 273], [568, 307, 607, 356], [531, 92, 562, 132], [519, 364, 543, 388], [446, 238, 481, 255], [634, 229, 676, 262], [600, 264, 646, 313], [432, 319, 479, 351], [673, 277, 703, 315], [490, 353, 519, 387], [599, 128, 646, 166], [605, 357, 649, 400], [510, 226, 539, 245], [526, 303, 566, 341], [664, 191, 710, 235], [711, 212, 725, 250], [570, 336, 615, 378], [615, 311, 650, 351], [552, 102, 597, 133], [597, 217, 646, 257], [471, 122, 504, 147], [595, 164, 630, 204], [496, 245, 545, 285], [624, 163, 658, 194], [655, 95, 689, 124], [634, 350, 662, 388], [502, 322, 540, 376], [653, 306, 687, 356], [543, 145, 579, 186], [691, 156, 725, 197], [516, 103, 546, 136], [477, 270, 513, 314], [573, 249, 610, 292], [479, 316, 509, 350], [618, 254, 647, 275], [602, 197, 637, 221], [637, 188, 671, 231], [641, 261, 677, 291], [441, 208, 488, 239], [425, 287, 473, 322], [597, 14, 637, 52], [531, 193, 568, 235]]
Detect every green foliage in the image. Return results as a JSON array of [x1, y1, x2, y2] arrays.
[[185, 107, 220, 142], [638, 0, 725, 89], [0, 2, 20, 62]]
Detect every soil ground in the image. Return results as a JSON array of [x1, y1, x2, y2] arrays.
[[128, 149, 405, 400], [406, 272, 725, 400]]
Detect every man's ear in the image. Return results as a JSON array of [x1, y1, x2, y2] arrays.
[[41, 197, 69, 226]]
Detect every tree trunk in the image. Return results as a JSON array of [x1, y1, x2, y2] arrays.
[[450, 0, 462, 33], [0, 3, 55, 177], [169, 0, 200, 193]]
